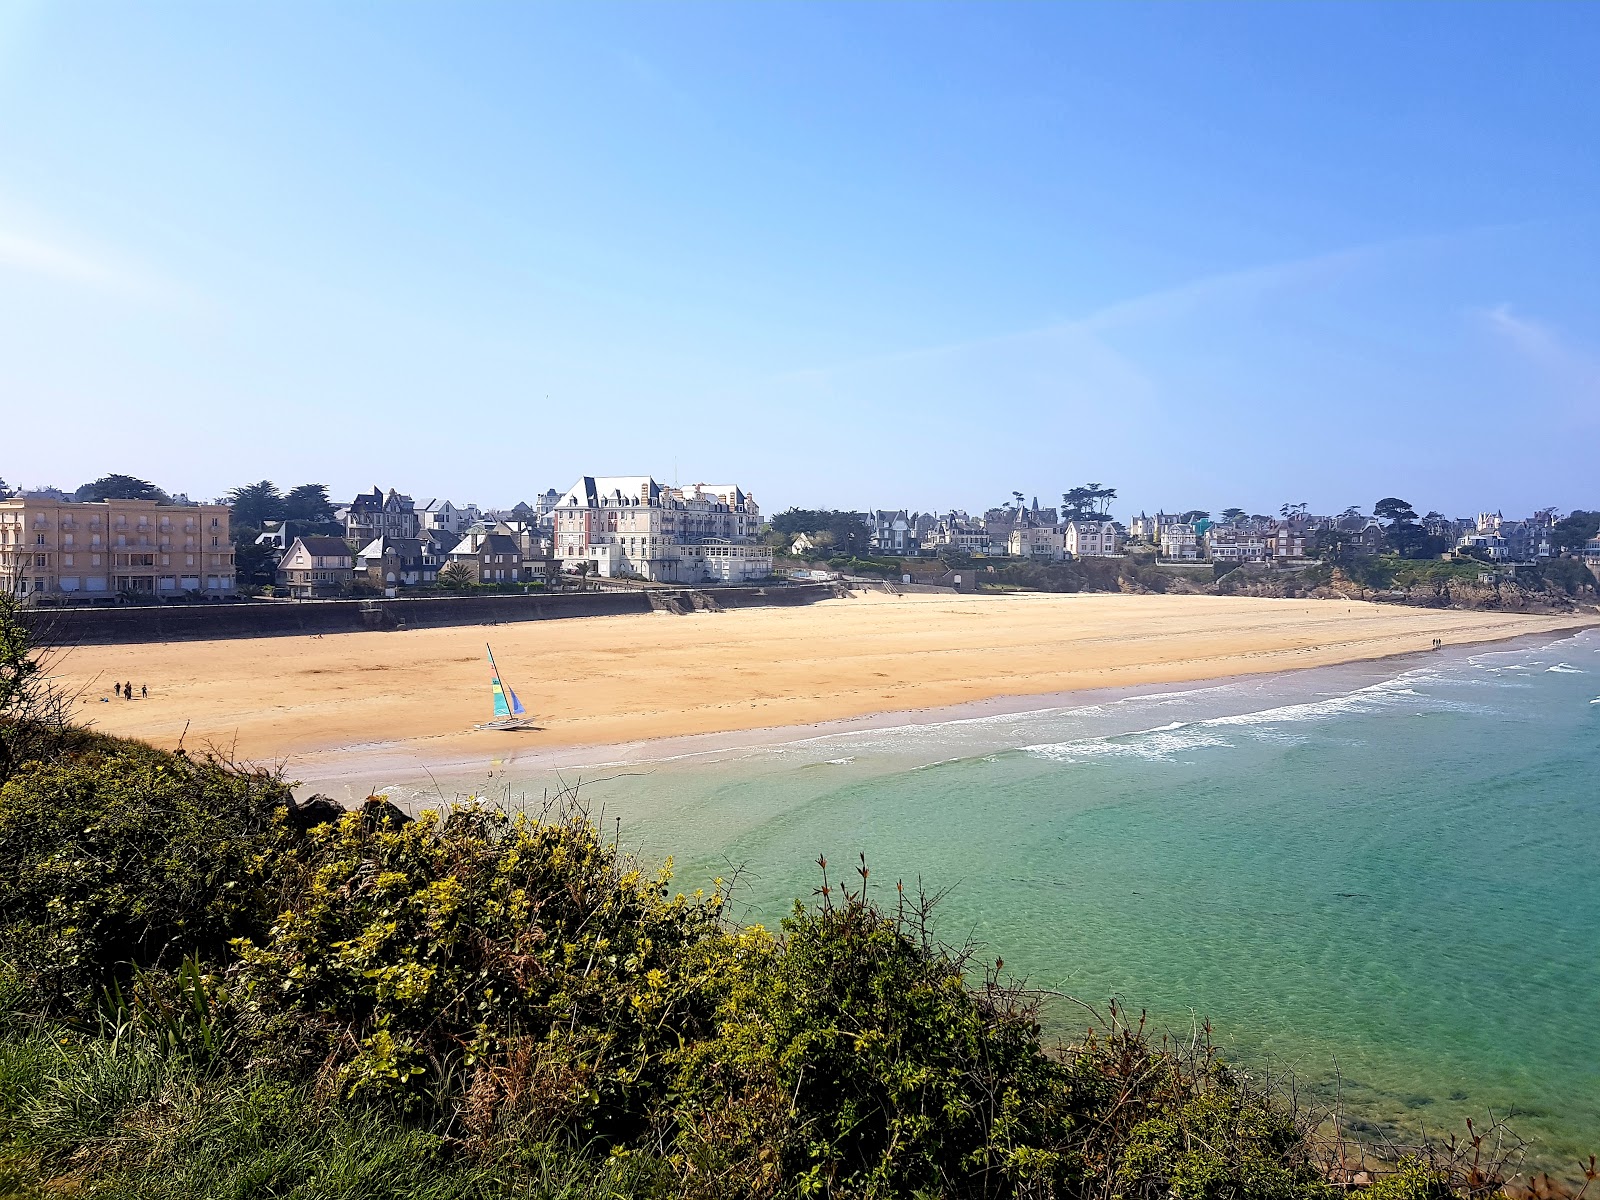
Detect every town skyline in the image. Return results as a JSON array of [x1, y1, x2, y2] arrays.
[[0, 467, 1588, 534]]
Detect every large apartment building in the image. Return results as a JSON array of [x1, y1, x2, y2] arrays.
[[0, 496, 235, 602], [552, 476, 772, 584]]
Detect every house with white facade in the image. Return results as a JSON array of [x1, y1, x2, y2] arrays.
[[417, 499, 482, 536], [552, 476, 772, 584], [1127, 512, 1161, 543], [1063, 519, 1120, 558], [1159, 523, 1202, 560]]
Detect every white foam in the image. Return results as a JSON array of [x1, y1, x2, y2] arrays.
[[1547, 664, 1584, 674], [1024, 723, 1234, 764]]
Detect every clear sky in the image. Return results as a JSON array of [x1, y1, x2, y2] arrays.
[[1, 2, 1596, 518]]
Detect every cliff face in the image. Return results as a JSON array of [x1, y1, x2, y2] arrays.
[[1217, 567, 1595, 614]]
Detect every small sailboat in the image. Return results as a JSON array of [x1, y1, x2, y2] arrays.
[[475, 643, 534, 731]]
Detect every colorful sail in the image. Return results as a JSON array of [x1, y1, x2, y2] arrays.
[[486, 644, 527, 720]]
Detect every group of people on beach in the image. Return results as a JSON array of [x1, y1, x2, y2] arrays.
[[111, 681, 148, 701]]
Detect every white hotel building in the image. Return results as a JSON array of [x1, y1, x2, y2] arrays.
[[553, 476, 774, 584]]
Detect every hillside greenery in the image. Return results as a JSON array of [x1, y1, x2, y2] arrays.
[[1335, 555, 1596, 596], [0, 597, 1573, 1199]]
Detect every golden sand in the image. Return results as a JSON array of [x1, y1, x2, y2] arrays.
[[47, 591, 1592, 764]]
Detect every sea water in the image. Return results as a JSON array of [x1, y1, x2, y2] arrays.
[[316, 629, 1600, 1171]]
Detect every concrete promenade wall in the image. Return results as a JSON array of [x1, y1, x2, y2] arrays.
[[24, 584, 838, 646]]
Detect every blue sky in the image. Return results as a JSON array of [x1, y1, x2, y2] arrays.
[[1, 2, 1596, 517]]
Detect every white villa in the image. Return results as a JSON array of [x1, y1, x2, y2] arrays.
[[417, 499, 482, 536], [1063, 519, 1120, 558], [1159, 523, 1202, 560], [552, 476, 773, 584]]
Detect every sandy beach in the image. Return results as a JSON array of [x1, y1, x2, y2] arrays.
[[44, 591, 1593, 766]]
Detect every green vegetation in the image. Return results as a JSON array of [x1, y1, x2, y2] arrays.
[[767, 509, 873, 557], [1550, 511, 1599, 553], [1336, 555, 1596, 597], [225, 480, 343, 587], [437, 561, 478, 590], [0, 597, 1567, 1198], [72, 474, 171, 504], [1060, 485, 1117, 521]]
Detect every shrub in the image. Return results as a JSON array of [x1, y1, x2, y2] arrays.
[[0, 741, 288, 1016], [667, 878, 1082, 1198], [229, 803, 727, 1143]]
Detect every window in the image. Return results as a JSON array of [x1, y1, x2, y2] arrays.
[[35, 555, 46, 566], [35, 534, 44, 545]]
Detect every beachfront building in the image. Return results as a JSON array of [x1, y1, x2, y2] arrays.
[[277, 536, 355, 598], [1456, 529, 1509, 561], [1267, 522, 1309, 562], [1584, 538, 1600, 577], [1159, 522, 1202, 561], [1206, 528, 1270, 563], [1008, 523, 1065, 560], [1126, 512, 1161, 544], [1063, 519, 1120, 558], [870, 510, 918, 555], [345, 487, 419, 545], [553, 475, 772, 583], [0, 496, 235, 602], [985, 499, 1058, 557], [952, 526, 991, 554]]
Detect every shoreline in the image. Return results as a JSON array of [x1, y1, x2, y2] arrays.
[[45, 591, 1597, 774], [287, 622, 1599, 799]]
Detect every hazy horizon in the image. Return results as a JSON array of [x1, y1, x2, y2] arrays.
[[2, 2, 1596, 515]]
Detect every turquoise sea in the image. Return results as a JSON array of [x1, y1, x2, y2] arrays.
[[315, 628, 1600, 1173]]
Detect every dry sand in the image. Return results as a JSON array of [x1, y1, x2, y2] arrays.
[[46, 591, 1592, 765]]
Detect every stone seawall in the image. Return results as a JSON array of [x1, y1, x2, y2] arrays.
[[23, 584, 839, 646]]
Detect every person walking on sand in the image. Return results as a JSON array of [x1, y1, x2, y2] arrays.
[[141, 684, 148, 699], [124, 680, 132, 700], [113, 682, 121, 698]]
